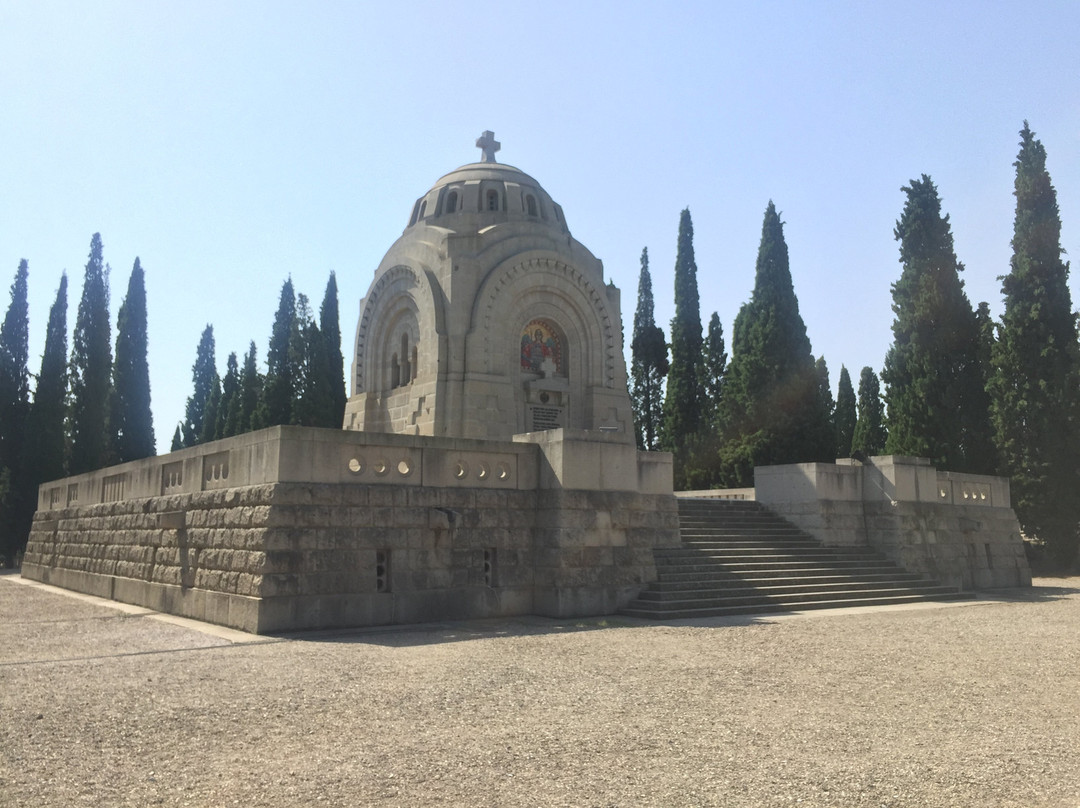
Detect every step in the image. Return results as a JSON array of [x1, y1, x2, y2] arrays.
[[646, 575, 933, 594], [619, 591, 975, 620], [628, 584, 963, 609]]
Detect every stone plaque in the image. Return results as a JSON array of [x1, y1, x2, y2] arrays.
[[529, 405, 565, 431]]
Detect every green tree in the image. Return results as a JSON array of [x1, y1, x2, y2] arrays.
[[882, 176, 995, 473], [320, 272, 347, 428], [989, 123, 1080, 567], [199, 378, 221, 445], [26, 274, 68, 486], [170, 425, 182, 452], [68, 233, 114, 474], [0, 260, 31, 563], [852, 366, 887, 456], [703, 312, 727, 429], [630, 247, 669, 451], [718, 202, 832, 487], [111, 258, 155, 461], [182, 325, 219, 447], [292, 293, 335, 427], [229, 341, 263, 434], [255, 279, 296, 428], [815, 356, 835, 454], [217, 351, 240, 438], [661, 210, 705, 486], [834, 365, 857, 458]]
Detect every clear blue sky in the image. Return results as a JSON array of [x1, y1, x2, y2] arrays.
[[2, 1, 1078, 452]]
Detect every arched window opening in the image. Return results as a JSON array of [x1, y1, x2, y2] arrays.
[[408, 200, 421, 227], [418, 200, 427, 220], [391, 354, 400, 389], [526, 195, 538, 216], [400, 334, 411, 386], [411, 345, 418, 382], [445, 190, 458, 213], [486, 189, 500, 211]]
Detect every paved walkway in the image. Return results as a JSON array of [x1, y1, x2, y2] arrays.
[[2, 572, 1078, 807]]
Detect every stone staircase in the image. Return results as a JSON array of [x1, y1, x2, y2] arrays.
[[620, 498, 973, 619]]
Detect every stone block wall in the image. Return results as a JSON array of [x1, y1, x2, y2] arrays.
[[755, 456, 1031, 590], [23, 426, 679, 633]]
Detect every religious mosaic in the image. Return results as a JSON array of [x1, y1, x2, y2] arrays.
[[520, 320, 562, 374]]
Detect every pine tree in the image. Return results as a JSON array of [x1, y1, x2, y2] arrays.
[[852, 366, 887, 456], [111, 258, 155, 461], [630, 248, 669, 451], [834, 365, 857, 458], [882, 176, 995, 473], [292, 294, 335, 427], [989, 123, 1080, 567], [217, 352, 240, 438], [717, 202, 832, 487], [255, 279, 296, 428], [320, 272, 347, 428], [0, 260, 31, 564], [26, 275, 68, 486], [68, 233, 114, 474], [661, 210, 705, 486], [181, 325, 219, 447]]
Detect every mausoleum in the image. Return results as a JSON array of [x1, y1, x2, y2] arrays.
[[344, 131, 632, 441], [21, 133, 1029, 633]]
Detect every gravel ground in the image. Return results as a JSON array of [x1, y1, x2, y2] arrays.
[[1, 573, 1078, 807]]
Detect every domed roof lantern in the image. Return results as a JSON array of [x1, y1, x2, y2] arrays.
[[404, 131, 568, 234]]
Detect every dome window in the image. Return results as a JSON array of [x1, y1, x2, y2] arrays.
[[418, 200, 427, 220], [486, 189, 500, 211], [526, 194, 538, 216], [445, 190, 458, 214]]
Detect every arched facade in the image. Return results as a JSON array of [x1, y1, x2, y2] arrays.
[[343, 145, 633, 443]]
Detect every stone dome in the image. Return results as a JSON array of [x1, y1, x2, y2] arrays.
[[404, 161, 569, 235]]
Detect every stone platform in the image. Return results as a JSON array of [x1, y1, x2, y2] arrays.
[[22, 426, 679, 633]]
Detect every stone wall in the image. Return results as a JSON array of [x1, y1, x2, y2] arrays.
[[23, 426, 679, 633], [755, 456, 1031, 590]]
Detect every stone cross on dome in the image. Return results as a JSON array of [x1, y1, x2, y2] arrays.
[[476, 130, 501, 163]]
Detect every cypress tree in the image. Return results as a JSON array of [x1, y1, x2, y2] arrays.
[[834, 365, 857, 458], [231, 341, 262, 434], [661, 209, 705, 486], [111, 258, 155, 461], [26, 274, 68, 485], [320, 272, 347, 428], [182, 325, 219, 447], [852, 366, 887, 456], [170, 425, 182, 452], [199, 379, 221, 445], [0, 260, 31, 564], [217, 352, 241, 438], [292, 293, 335, 427], [815, 356, 835, 455], [703, 312, 727, 429], [68, 233, 114, 474], [989, 123, 1080, 567], [255, 279, 296, 428], [718, 202, 832, 487], [882, 176, 995, 473], [630, 247, 669, 451]]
